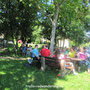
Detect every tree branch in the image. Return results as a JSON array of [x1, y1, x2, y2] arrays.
[[59, 0, 65, 6], [35, 0, 53, 23]]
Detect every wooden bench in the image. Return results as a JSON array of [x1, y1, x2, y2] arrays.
[[40, 56, 71, 77], [40, 56, 60, 70]]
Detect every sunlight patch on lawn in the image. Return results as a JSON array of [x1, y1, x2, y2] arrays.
[[0, 71, 6, 75], [54, 73, 90, 90], [5, 88, 10, 90]]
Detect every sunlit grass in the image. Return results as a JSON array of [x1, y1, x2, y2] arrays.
[[0, 58, 90, 90]]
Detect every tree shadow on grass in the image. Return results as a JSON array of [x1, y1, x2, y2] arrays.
[[0, 60, 68, 90]]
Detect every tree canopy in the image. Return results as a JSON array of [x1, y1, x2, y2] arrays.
[[0, 0, 90, 52]]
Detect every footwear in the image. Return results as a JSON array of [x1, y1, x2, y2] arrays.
[[24, 63, 30, 67], [28, 59, 33, 64], [40, 67, 44, 71]]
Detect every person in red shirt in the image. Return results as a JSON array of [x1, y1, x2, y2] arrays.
[[40, 45, 51, 71], [40, 45, 51, 57]]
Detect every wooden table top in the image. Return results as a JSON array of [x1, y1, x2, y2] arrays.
[[70, 58, 84, 61]]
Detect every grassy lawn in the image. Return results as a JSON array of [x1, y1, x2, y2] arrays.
[[0, 48, 90, 90], [0, 58, 90, 90]]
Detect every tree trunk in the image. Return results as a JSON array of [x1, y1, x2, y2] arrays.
[[54, 36, 57, 48], [16, 39, 18, 51], [50, 3, 59, 54], [6, 39, 9, 52], [63, 39, 65, 48], [12, 39, 16, 52]]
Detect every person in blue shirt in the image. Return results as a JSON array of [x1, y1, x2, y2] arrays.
[[22, 44, 27, 54], [32, 45, 39, 59], [32, 45, 41, 68]]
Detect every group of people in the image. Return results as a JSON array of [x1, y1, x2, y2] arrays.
[[23, 44, 90, 75], [20, 44, 32, 56]]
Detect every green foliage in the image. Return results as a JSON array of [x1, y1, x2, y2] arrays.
[[0, 0, 38, 42], [39, 0, 90, 46], [0, 0, 90, 47], [32, 26, 42, 43], [80, 42, 90, 48]]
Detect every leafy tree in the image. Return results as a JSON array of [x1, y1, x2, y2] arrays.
[[0, 0, 38, 51], [36, 0, 90, 53]]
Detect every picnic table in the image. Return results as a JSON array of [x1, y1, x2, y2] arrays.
[[40, 56, 72, 71], [70, 58, 84, 70], [40, 56, 59, 71], [70, 58, 84, 61], [40, 56, 84, 71]]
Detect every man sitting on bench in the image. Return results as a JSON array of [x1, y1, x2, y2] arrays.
[[40, 46, 65, 74], [32, 45, 41, 68], [40, 44, 51, 57], [40, 44, 51, 70]]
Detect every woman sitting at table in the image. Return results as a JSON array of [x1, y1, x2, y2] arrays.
[[69, 48, 76, 58], [53, 48, 78, 76]]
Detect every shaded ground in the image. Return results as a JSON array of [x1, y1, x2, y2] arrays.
[[0, 48, 29, 60]]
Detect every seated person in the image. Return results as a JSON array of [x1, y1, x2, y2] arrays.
[[77, 47, 87, 72], [40, 44, 51, 57], [32, 45, 41, 68], [64, 48, 69, 58], [40, 45, 51, 71], [20, 44, 24, 54], [69, 48, 76, 58], [22, 44, 28, 55], [54, 48, 78, 76], [86, 46, 90, 74], [26, 45, 32, 57]]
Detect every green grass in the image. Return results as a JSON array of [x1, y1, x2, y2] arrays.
[[0, 58, 90, 90], [0, 47, 90, 90]]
